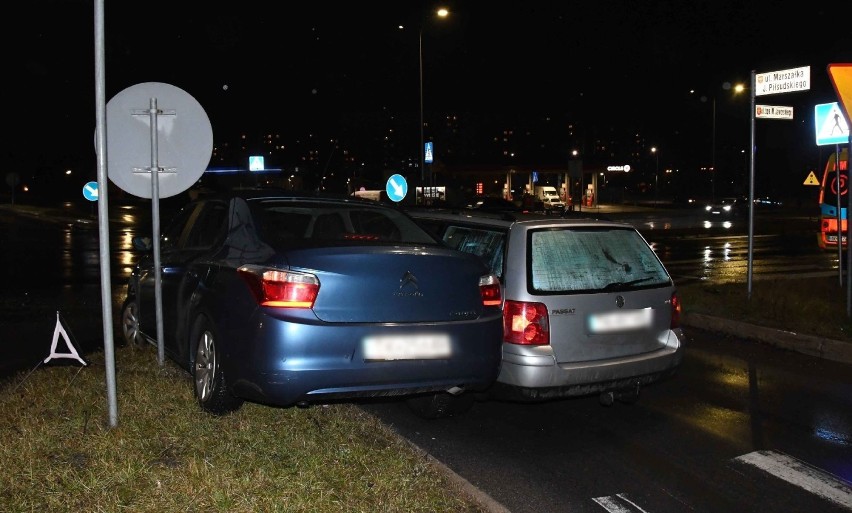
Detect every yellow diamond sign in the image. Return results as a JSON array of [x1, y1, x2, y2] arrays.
[[828, 63, 852, 131]]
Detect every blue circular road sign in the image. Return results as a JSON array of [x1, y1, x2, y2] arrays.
[[385, 174, 408, 202], [83, 181, 99, 202]]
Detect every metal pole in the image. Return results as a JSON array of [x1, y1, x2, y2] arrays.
[[711, 96, 716, 201], [655, 150, 659, 204], [747, 71, 756, 298], [837, 143, 843, 286], [148, 98, 166, 367], [93, 0, 118, 428], [419, 28, 424, 186], [847, 145, 851, 316]]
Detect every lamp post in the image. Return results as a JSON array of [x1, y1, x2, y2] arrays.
[[651, 146, 659, 205], [419, 7, 449, 186], [711, 96, 716, 201], [702, 82, 745, 201], [419, 27, 424, 184]]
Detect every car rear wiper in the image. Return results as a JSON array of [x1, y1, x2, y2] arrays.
[[601, 277, 656, 291]]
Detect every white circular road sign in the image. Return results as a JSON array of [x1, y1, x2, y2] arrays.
[[104, 82, 212, 199]]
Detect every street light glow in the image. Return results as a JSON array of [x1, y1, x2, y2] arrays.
[[419, 7, 450, 190]]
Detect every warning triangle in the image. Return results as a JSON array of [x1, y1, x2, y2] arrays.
[[43, 311, 87, 366], [817, 104, 849, 139], [804, 171, 820, 186]]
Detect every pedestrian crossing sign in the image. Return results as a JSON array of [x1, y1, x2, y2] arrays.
[[249, 155, 265, 171], [815, 102, 850, 146]]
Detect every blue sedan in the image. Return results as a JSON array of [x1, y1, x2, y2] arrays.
[[120, 190, 503, 417]]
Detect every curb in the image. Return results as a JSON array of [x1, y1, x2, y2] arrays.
[[683, 312, 852, 365], [0, 205, 96, 226]]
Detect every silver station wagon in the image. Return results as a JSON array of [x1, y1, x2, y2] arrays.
[[407, 208, 684, 405]]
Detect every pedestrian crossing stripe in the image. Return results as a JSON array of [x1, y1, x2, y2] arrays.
[[592, 451, 852, 512], [734, 450, 852, 509], [804, 171, 820, 186]]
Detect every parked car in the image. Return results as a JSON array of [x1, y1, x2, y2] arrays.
[[120, 190, 503, 418], [464, 195, 523, 213], [406, 209, 684, 404]]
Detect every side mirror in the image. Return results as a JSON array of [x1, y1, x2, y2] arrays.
[[132, 236, 153, 252]]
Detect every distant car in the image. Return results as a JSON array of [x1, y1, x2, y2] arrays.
[[406, 209, 684, 405], [704, 197, 743, 216], [120, 190, 503, 418], [753, 196, 783, 208]]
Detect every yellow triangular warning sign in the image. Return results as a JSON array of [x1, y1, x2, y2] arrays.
[[804, 171, 820, 186]]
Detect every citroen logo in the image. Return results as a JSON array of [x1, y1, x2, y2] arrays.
[[400, 271, 418, 291], [615, 295, 625, 308], [396, 271, 423, 297]]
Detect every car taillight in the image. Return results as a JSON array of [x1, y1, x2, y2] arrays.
[[238, 266, 320, 308], [503, 300, 549, 345], [479, 274, 502, 306], [670, 291, 681, 329]]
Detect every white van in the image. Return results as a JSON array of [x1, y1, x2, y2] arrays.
[[533, 185, 565, 213]]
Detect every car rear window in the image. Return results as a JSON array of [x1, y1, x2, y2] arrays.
[[254, 201, 438, 245], [529, 227, 670, 293], [441, 226, 505, 278]]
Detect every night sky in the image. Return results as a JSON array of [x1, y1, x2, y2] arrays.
[[5, 1, 851, 187]]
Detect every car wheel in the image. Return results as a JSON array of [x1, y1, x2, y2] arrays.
[[192, 316, 244, 415], [120, 298, 144, 347], [406, 392, 474, 419]]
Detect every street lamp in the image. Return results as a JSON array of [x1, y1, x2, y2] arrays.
[[702, 82, 745, 201], [419, 7, 450, 186], [651, 146, 659, 204]]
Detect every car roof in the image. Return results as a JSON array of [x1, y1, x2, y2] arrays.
[[405, 207, 632, 229], [194, 187, 397, 208]]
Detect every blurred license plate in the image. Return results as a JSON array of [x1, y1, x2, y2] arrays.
[[588, 308, 652, 333], [363, 334, 451, 360]]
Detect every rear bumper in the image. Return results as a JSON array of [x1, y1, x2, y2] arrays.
[[492, 329, 684, 401], [224, 312, 503, 406]]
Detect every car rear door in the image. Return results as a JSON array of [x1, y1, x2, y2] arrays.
[[511, 224, 676, 363]]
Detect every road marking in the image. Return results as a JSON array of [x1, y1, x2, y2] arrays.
[[734, 450, 852, 509], [592, 493, 650, 512]]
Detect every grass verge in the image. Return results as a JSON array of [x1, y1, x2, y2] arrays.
[[677, 275, 852, 342], [0, 345, 488, 513]]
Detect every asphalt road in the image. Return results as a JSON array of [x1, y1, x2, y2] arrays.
[[362, 326, 852, 513]]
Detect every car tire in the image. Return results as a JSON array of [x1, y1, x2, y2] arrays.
[[120, 298, 144, 347], [191, 315, 244, 415], [405, 392, 474, 419]]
